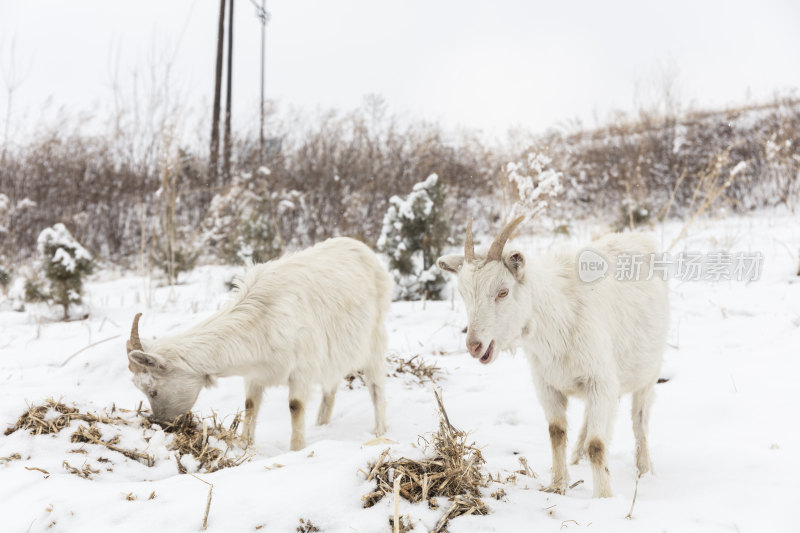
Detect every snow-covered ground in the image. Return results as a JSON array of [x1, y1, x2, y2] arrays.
[[1, 214, 799, 533]]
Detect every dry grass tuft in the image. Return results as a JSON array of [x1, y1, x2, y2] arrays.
[[62, 460, 100, 479], [388, 354, 442, 385], [347, 354, 442, 390], [296, 518, 320, 532], [0, 453, 22, 465], [362, 390, 488, 532], [156, 412, 249, 473], [4, 398, 122, 436], [389, 514, 414, 533], [490, 487, 506, 500]]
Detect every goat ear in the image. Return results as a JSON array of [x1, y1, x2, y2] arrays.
[[505, 251, 525, 280], [437, 255, 464, 274], [128, 350, 167, 371]]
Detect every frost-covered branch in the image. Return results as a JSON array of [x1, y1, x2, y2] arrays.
[[505, 152, 563, 221]]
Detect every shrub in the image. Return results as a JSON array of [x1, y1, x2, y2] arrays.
[[151, 239, 199, 283], [34, 223, 94, 319], [0, 262, 9, 293], [202, 173, 283, 265], [378, 174, 448, 301]]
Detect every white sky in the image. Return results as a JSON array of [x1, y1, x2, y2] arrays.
[[1, 0, 799, 140]]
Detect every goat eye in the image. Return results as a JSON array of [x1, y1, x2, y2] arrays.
[[149, 390, 158, 398], [497, 289, 509, 299]]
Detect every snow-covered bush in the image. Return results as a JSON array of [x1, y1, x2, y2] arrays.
[[32, 223, 94, 319], [202, 173, 283, 265], [506, 152, 563, 220], [378, 174, 448, 301]]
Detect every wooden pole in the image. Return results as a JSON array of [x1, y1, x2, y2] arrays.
[[209, 0, 226, 185], [223, 0, 235, 181]]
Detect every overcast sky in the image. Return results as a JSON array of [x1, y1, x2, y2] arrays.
[[1, 0, 799, 140]]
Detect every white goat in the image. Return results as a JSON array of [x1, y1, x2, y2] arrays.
[[437, 218, 669, 497], [126, 237, 392, 451]]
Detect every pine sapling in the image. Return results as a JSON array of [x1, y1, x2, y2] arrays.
[[378, 174, 449, 301], [35, 223, 94, 319]]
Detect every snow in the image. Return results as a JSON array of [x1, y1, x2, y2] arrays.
[[52, 248, 77, 273], [36, 223, 92, 265], [1, 214, 799, 532], [16, 198, 38, 210]]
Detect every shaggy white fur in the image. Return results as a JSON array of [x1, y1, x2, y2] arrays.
[[438, 222, 669, 498], [127, 237, 392, 451]]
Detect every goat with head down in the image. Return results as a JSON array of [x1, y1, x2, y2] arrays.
[[437, 218, 669, 497], [126, 237, 392, 451]]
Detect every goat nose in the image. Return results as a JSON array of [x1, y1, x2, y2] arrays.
[[467, 340, 482, 357]]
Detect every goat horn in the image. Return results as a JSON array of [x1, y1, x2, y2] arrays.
[[130, 313, 143, 351], [487, 216, 525, 261], [464, 218, 475, 262]]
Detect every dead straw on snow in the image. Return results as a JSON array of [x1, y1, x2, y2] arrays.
[[4, 398, 124, 436], [4, 398, 250, 474], [154, 412, 250, 473], [387, 354, 442, 385], [346, 353, 443, 389], [62, 460, 100, 479], [362, 390, 489, 532], [71, 424, 154, 466]]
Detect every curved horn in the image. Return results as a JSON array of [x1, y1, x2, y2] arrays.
[[464, 218, 475, 262], [486, 216, 525, 261], [129, 313, 143, 351]]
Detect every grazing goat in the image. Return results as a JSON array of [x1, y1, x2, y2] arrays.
[[126, 237, 392, 451], [437, 218, 669, 497]]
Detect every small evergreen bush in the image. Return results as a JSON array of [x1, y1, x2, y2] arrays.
[[32, 223, 94, 319], [203, 173, 283, 265], [378, 174, 448, 301]]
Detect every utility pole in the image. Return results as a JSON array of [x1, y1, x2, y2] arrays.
[[250, 0, 270, 166], [223, 0, 235, 181], [209, 0, 226, 185]]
